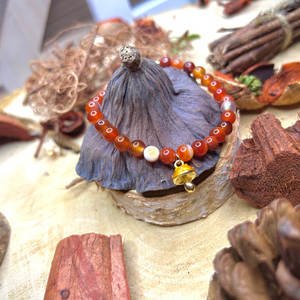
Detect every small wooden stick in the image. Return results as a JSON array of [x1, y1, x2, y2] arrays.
[[65, 177, 85, 189], [34, 126, 48, 158]]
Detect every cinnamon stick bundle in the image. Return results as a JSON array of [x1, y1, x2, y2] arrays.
[[44, 233, 131, 300], [207, 2, 300, 74]]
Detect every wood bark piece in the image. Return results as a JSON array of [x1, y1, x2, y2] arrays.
[[230, 113, 300, 207], [44, 233, 130, 300], [77, 51, 222, 193], [0, 114, 34, 141], [109, 114, 239, 226], [0, 212, 10, 265]]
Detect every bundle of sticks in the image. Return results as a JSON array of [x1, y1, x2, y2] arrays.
[[207, 1, 300, 75]]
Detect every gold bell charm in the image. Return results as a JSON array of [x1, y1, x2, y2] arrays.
[[172, 158, 196, 193]]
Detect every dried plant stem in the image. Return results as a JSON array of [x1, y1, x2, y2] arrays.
[[34, 127, 48, 158], [65, 177, 85, 189], [78, 26, 99, 78]]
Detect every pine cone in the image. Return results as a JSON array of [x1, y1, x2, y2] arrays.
[[207, 198, 300, 300]]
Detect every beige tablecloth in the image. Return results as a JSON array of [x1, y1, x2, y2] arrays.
[[1, 1, 300, 299]]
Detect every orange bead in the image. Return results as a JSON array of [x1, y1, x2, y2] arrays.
[[183, 62, 195, 75], [91, 95, 101, 104], [191, 140, 208, 157], [85, 100, 100, 113], [159, 148, 176, 164], [193, 66, 206, 79], [97, 90, 105, 105], [176, 144, 194, 162], [204, 136, 219, 151], [171, 59, 183, 70], [220, 95, 235, 106], [87, 110, 103, 125], [209, 127, 226, 143], [95, 118, 111, 134], [114, 135, 130, 152], [208, 80, 222, 93], [213, 88, 227, 101], [160, 57, 171, 68], [129, 140, 146, 157], [201, 74, 213, 86], [221, 110, 236, 124], [103, 126, 119, 142], [217, 121, 233, 135]]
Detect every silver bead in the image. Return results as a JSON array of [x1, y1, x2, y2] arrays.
[[221, 100, 236, 113]]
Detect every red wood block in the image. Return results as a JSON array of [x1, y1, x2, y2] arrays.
[[44, 233, 131, 300]]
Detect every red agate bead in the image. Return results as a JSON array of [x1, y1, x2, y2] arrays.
[[95, 118, 111, 134], [87, 110, 103, 125], [85, 100, 100, 113], [220, 95, 235, 106], [213, 88, 227, 101], [217, 121, 232, 135], [201, 74, 213, 86], [103, 126, 119, 142], [193, 66, 206, 79], [208, 80, 222, 93], [92, 95, 101, 104], [129, 140, 146, 157], [160, 57, 171, 68], [98, 90, 105, 105], [209, 127, 226, 143], [159, 148, 176, 164], [204, 136, 219, 151], [221, 110, 236, 124], [171, 59, 183, 70], [114, 135, 130, 151], [191, 140, 208, 157], [183, 62, 195, 75], [176, 144, 194, 162]]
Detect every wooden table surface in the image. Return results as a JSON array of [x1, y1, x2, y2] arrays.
[[1, 1, 300, 299]]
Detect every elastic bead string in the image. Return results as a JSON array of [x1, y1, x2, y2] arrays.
[[85, 58, 237, 164]]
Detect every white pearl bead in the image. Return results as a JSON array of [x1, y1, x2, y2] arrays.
[[143, 146, 159, 162], [221, 100, 236, 113]]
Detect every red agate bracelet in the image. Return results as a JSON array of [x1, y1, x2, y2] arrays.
[[84, 58, 236, 192]]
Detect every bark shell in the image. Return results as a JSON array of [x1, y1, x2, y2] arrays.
[[77, 55, 221, 193], [213, 62, 300, 110]]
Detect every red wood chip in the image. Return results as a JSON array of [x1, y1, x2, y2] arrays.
[[44, 233, 131, 300]]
